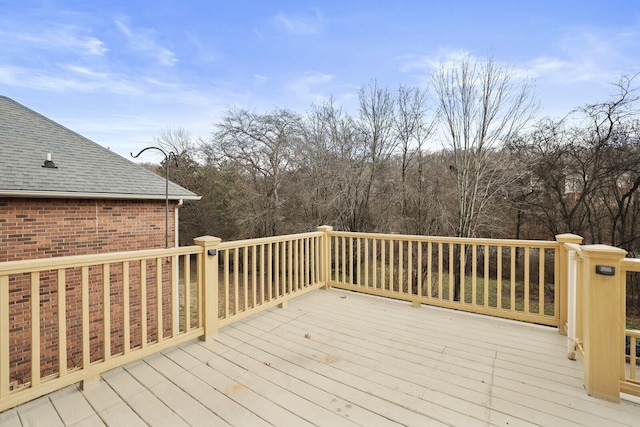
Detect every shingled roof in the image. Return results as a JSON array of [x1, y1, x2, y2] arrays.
[[0, 96, 199, 201]]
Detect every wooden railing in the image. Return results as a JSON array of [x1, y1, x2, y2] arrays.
[[621, 258, 640, 398], [215, 231, 325, 327], [326, 230, 561, 326], [325, 229, 640, 402], [0, 246, 203, 412], [563, 240, 584, 361], [562, 241, 640, 402], [2, 226, 638, 410], [0, 230, 326, 412]]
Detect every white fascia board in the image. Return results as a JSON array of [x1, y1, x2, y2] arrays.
[[0, 190, 201, 201]]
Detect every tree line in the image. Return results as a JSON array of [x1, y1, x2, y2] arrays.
[[157, 57, 638, 248], [151, 56, 640, 312]]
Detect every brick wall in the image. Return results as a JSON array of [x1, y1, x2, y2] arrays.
[[0, 198, 176, 261], [0, 198, 178, 386]]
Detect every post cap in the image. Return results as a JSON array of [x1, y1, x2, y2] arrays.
[[580, 244, 627, 259], [194, 236, 222, 247], [556, 234, 584, 244]]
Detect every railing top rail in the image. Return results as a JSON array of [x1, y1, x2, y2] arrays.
[[327, 230, 560, 248], [0, 231, 326, 275], [0, 245, 201, 275], [218, 231, 323, 250], [564, 242, 583, 253], [621, 258, 640, 272], [627, 329, 640, 337]]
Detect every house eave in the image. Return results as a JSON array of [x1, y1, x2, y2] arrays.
[[0, 190, 201, 201]]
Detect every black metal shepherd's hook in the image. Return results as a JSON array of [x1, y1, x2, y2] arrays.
[[131, 147, 178, 249]]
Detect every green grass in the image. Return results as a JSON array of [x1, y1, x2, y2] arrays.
[[627, 318, 640, 331], [335, 268, 555, 317], [177, 259, 200, 331], [427, 273, 554, 316]]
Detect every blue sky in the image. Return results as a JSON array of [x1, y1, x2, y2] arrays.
[[1, 1, 639, 160]]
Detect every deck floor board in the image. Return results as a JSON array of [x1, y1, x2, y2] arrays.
[[4, 288, 640, 426]]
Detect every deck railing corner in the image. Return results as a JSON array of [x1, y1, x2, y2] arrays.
[[556, 233, 584, 335], [580, 244, 627, 402], [316, 225, 333, 289], [194, 236, 222, 341]]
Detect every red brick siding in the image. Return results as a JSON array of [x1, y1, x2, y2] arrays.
[[0, 198, 177, 386], [0, 198, 175, 260]]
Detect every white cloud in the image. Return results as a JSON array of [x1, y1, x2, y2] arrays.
[[0, 65, 23, 87], [62, 64, 109, 79], [522, 25, 639, 86], [0, 64, 143, 95], [398, 48, 473, 74], [0, 56, 227, 108], [395, 21, 640, 120], [253, 74, 268, 85], [0, 26, 107, 56], [186, 33, 219, 63], [114, 16, 178, 66], [521, 58, 567, 77], [287, 72, 335, 103], [552, 25, 640, 82], [114, 18, 132, 37], [82, 38, 108, 56], [268, 10, 323, 36], [507, 26, 639, 90], [398, 49, 489, 90], [397, 40, 633, 89]]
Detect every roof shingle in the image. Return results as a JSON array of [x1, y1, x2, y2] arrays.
[[0, 96, 199, 201]]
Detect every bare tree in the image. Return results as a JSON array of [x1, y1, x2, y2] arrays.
[[433, 55, 538, 300], [433, 55, 538, 238], [393, 84, 436, 233], [299, 84, 399, 233], [297, 97, 364, 230], [511, 74, 640, 245], [154, 128, 196, 158], [149, 128, 241, 242], [579, 74, 640, 248], [355, 81, 398, 231], [206, 107, 304, 237], [505, 119, 570, 239]]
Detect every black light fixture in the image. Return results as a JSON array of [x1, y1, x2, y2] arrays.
[[131, 147, 177, 249]]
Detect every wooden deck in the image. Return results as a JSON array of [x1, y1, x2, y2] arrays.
[[1, 288, 639, 426]]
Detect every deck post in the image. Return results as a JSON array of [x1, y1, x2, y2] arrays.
[[317, 226, 333, 289], [195, 236, 222, 341], [556, 234, 583, 335], [580, 244, 626, 402]]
